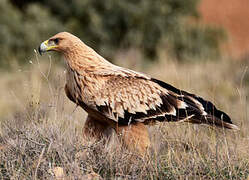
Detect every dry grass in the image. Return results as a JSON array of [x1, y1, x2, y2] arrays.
[[0, 53, 248, 179]]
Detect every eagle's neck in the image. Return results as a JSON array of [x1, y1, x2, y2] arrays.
[[63, 43, 113, 74]]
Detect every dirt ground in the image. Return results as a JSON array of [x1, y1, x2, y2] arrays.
[[199, 0, 249, 59]]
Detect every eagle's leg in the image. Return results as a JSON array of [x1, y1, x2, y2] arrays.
[[115, 123, 150, 155], [83, 115, 111, 141]]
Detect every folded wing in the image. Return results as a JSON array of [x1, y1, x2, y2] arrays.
[[87, 74, 238, 130]]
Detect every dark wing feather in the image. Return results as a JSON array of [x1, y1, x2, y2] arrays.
[[151, 78, 238, 129], [92, 75, 185, 125]]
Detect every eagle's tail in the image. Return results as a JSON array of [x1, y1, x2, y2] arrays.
[[183, 114, 239, 130], [183, 94, 239, 130], [151, 78, 239, 130]]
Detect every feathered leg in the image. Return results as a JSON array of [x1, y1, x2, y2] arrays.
[[83, 115, 111, 140], [115, 123, 150, 155]]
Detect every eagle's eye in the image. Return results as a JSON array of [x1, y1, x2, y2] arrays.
[[54, 38, 60, 45]]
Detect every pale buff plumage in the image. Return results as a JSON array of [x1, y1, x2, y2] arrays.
[[39, 32, 239, 154]]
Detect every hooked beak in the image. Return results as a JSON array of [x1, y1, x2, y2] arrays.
[[38, 40, 57, 55]]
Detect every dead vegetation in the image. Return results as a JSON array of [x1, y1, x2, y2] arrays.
[[0, 54, 248, 179]]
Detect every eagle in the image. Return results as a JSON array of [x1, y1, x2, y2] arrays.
[[38, 32, 239, 154]]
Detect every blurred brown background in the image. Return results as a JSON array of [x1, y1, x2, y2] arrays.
[[200, 0, 249, 59]]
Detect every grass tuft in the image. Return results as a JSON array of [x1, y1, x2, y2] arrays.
[[0, 55, 248, 179]]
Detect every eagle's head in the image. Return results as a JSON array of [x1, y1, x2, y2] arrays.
[[38, 32, 82, 55]]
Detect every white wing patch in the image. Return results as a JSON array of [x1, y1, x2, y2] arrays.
[[187, 96, 207, 115], [178, 100, 188, 109]]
